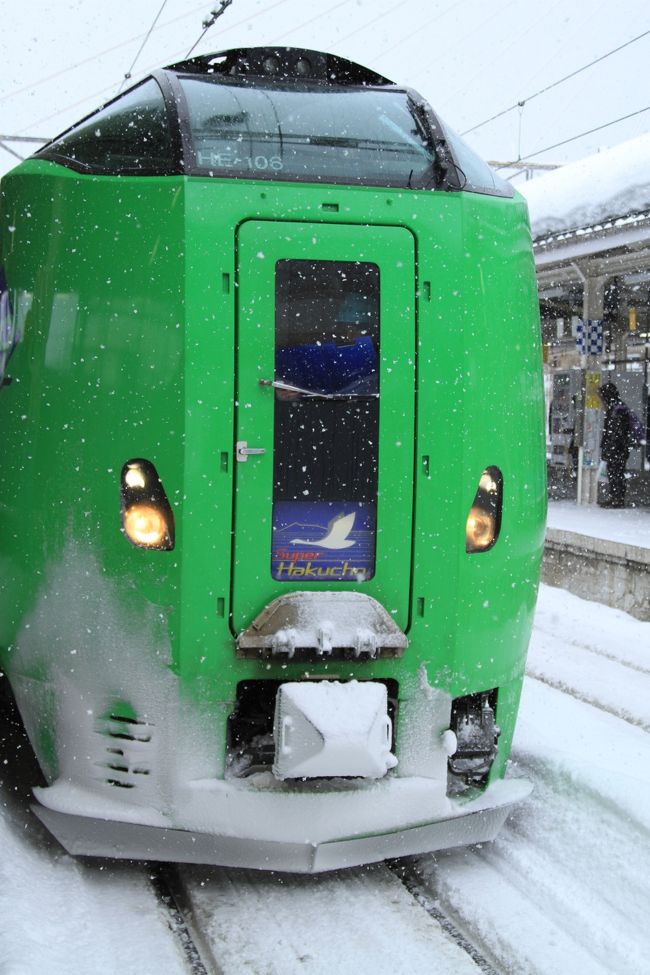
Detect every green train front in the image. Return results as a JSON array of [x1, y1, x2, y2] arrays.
[[0, 48, 546, 871]]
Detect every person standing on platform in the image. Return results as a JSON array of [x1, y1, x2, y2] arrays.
[[597, 382, 634, 508]]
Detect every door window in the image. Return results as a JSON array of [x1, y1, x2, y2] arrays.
[[271, 260, 379, 581]]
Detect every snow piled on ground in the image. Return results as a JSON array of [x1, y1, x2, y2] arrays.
[[184, 863, 482, 975], [416, 582, 650, 975], [519, 131, 650, 238], [530, 583, 650, 729], [0, 771, 186, 974], [1, 575, 649, 973]]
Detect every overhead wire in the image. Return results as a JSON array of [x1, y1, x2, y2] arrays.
[[117, 0, 170, 93], [441, 0, 569, 109], [376, 0, 520, 68], [504, 104, 650, 167], [0, 134, 49, 142], [361, 0, 464, 61], [0, 2, 209, 106], [0, 142, 25, 161], [8, 0, 650, 173], [462, 26, 650, 136], [185, 0, 233, 59], [16, 0, 329, 135], [16, 0, 265, 135], [0, 133, 48, 161], [3, 0, 528, 140], [268, 0, 353, 43]]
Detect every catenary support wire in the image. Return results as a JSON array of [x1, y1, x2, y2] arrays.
[[186, 0, 234, 59], [117, 0, 169, 93], [0, 142, 24, 161], [497, 103, 650, 167], [462, 26, 650, 137]]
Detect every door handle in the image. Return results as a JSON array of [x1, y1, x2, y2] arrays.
[[236, 440, 266, 462]]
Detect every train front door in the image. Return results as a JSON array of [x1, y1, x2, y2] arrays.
[[231, 221, 416, 634]]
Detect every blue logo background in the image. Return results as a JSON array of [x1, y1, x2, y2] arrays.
[[271, 501, 376, 581]]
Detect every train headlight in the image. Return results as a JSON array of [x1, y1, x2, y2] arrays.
[[466, 507, 496, 550], [123, 504, 169, 548], [262, 54, 281, 75], [120, 459, 175, 551], [124, 465, 147, 489], [465, 466, 503, 554], [295, 57, 312, 77], [478, 470, 498, 493]]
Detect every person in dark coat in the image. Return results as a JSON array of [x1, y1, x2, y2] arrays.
[[598, 382, 632, 507]]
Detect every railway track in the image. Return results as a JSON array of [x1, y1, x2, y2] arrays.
[[148, 614, 650, 975], [526, 630, 650, 732], [151, 866, 213, 975], [4, 587, 649, 973], [148, 606, 650, 975], [152, 859, 500, 975], [525, 666, 650, 732]]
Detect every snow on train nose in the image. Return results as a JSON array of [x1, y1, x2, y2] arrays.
[[273, 680, 397, 779]]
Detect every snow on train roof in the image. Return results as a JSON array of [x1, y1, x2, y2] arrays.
[[518, 131, 650, 240]]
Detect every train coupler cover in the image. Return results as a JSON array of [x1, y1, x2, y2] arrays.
[[272, 680, 397, 779]]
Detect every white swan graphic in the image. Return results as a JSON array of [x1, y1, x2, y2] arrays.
[[291, 512, 357, 550]]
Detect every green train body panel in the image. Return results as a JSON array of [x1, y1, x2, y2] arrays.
[[0, 49, 545, 869]]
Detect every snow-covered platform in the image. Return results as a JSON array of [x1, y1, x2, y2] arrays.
[[544, 501, 650, 620]]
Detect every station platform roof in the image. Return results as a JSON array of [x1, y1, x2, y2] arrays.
[[520, 132, 650, 241]]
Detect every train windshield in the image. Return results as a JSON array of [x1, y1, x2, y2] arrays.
[[37, 79, 175, 175], [179, 77, 436, 187]]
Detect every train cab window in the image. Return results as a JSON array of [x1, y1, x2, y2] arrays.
[[441, 121, 514, 198], [38, 79, 175, 175], [271, 260, 380, 581], [179, 77, 436, 188]]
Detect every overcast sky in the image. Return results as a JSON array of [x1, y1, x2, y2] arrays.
[[1, 0, 649, 179]]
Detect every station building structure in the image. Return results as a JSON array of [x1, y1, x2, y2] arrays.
[[520, 134, 650, 506]]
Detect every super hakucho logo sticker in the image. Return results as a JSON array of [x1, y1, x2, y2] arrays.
[[272, 502, 376, 581]]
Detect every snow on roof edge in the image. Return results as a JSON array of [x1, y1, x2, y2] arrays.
[[518, 132, 650, 240]]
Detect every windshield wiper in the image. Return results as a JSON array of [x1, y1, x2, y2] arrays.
[[259, 379, 378, 400]]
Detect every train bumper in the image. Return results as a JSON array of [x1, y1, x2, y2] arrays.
[[32, 777, 531, 874]]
